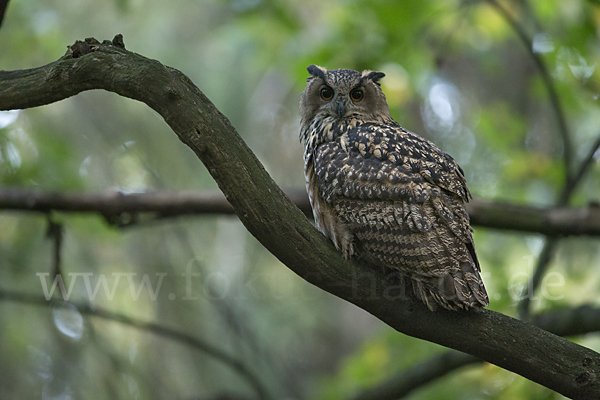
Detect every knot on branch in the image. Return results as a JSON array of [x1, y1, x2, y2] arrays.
[[67, 34, 125, 58], [112, 34, 125, 49]]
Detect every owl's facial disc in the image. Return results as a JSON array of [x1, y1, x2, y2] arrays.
[[301, 66, 393, 126]]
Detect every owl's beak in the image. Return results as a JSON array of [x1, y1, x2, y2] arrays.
[[336, 100, 346, 118]]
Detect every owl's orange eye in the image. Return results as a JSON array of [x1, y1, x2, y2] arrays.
[[320, 87, 334, 101], [350, 89, 364, 102]]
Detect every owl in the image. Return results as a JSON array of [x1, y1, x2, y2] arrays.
[[299, 65, 488, 311]]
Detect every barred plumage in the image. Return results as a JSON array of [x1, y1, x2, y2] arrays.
[[299, 65, 488, 311]]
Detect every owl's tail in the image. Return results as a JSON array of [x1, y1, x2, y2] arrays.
[[412, 262, 489, 311]]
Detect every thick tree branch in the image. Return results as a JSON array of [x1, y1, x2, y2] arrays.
[[1, 188, 599, 236], [0, 289, 270, 399], [1, 37, 599, 398], [353, 304, 600, 400]]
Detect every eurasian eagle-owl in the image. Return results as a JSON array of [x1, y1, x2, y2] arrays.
[[299, 65, 488, 311]]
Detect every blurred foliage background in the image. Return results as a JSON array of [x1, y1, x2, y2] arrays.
[[1, 0, 600, 399]]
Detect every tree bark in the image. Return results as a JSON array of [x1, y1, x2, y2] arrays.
[[1, 36, 599, 399]]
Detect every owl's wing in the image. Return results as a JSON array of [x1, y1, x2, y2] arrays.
[[315, 122, 470, 204], [313, 122, 488, 310]]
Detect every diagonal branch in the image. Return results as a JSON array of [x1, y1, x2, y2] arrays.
[[0, 289, 271, 399], [559, 133, 600, 205], [1, 188, 600, 235], [517, 238, 558, 319], [1, 36, 599, 398]]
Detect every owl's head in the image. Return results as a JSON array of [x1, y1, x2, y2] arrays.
[[300, 65, 393, 127]]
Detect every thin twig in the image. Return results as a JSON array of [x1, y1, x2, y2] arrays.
[[559, 133, 600, 205], [46, 216, 65, 294], [519, 133, 600, 318], [516, 237, 558, 319], [487, 0, 574, 183], [0, 290, 271, 400]]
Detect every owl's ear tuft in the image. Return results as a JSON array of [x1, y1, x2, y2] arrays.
[[362, 70, 385, 86], [307, 65, 327, 82]]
